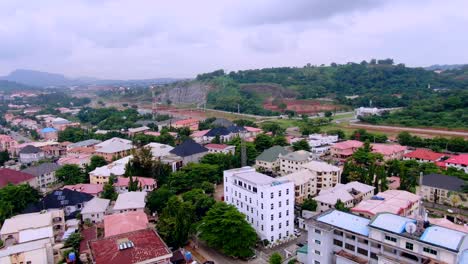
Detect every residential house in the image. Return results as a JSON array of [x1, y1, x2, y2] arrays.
[[63, 183, 104, 196], [351, 189, 421, 218], [39, 127, 58, 141], [190, 129, 210, 144], [255, 146, 291, 175], [420, 173, 467, 206], [67, 146, 95, 157], [205, 143, 236, 155], [370, 143, 407, 160], [67, 139, 102, 151], [203, 125, 245, 143], [445, 154, 468, 173], [0, 209, 65, 245], [307, 210, 468, 264], [58, 154, 92, 168], [81, 197, 111, 224], [173, 118, 199, 130], [19, 145, 45, 164], [89, 155, 132, 184], [0, 238, 54, 264], [330, 140, 363, 161], [0, 135, 17, 153], [144, 142, 173, 158], [113, 191, 147, 214], [22, 162, 61, 190], [403, 148, 446, 163], [88, 229, 172, 264], [224, 167, 295, 245], [23, 189, 94, 219], [41, 144, 67, 158], [314, 181, 375, 212], [94, 137, 134, 162], [114, 176, 157, 193], [278, 169, 317, 204], [169, 139, 208, 165], [244, 126, 263, 138], [51, 117, 79, 131], [103, 212, 149, 237], [308, 134, 339, 157], [0, 168, 37, 188], [211, 118, 234, 127], [301, 161, 342, 192], [279, 150, 312, 175], [127, 126, 150, 136]]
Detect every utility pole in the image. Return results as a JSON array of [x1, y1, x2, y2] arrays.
[[237, 104, 240, 114], [241, 131, 247, 167]]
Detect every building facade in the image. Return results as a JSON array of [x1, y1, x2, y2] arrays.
[[301, 161, 342, 193], [279, 150, 312, 175], [224, 167, 295, 245]]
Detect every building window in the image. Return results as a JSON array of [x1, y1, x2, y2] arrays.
[[261, 203, 263, 209], [315, 250, 321, 256], [345, 234, 355, 240], [286, 189, 289, 195], [286, 220, 289, 226], [345, 243, 355, 251], [271, 225, 274, 231], [315, 229, 321, 235], [333, 239, 343, 247], [384, 235, 397, 242], [271, 192, 274, 199], [423, 247, 437, 255], [261, 214, 263, 220], [286, 210, 289, 216], [406, 242, 414, 251], [333, 230, 343, 236], [271, 236, 274, 242], [357, 247, 368, 256], [314, 261, 320, 264], [279, 201, 281, 207], [279, 190, 282, 197], [286, 199, 289, 205], [253, 187, 257, 193], [261, 192, 263, 198], [271, 214, 274, 220], [279, 223, 282, 229], [261, 225, 263, 231], [271, 203, 274, 209], [279, 233, 282, 240], [315, 240, 321, 245], [249, 198, 252, 203], [279, 212, 282, 218], [370, 253, 378, 260]]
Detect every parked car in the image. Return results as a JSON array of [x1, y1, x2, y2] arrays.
[[294, 228, 302, 236]]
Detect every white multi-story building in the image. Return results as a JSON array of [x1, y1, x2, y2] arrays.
[[308, 134, 339, 147], [301, 161, 342, 193], [307, 210, 468, 264], [224, 167, 295, 245], [279, 150, 312, 175]]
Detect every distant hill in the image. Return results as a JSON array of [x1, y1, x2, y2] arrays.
[[0, 69, 180, 87], [0, 79, 35, 91], [425, 64, 467, 71]]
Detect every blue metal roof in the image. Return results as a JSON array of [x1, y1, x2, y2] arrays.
[[317, 210, 370, 236], [420, 226, 466, 251], [369, 213, 416, 234], [40, 127, 57, 133]]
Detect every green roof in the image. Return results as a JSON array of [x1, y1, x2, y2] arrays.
[[256, 146, 290, 162], [297, 244, 308, 254]]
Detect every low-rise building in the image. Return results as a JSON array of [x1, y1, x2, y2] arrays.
[[190, 129, 210, 144], [39, 127, 58, 141], [0, 134, 18, 153], [94, 137, 134, 162], [62, 183, 104, 196], [371, 143, 407, 160], [205, 143, 236, 155], [0, 168, 37, 188], [81, 197, 111, 224], [19, 145, 45, 164], [0, 238, 54, 264], [224, 167, 295, 245], [445, 154, 468, 173], [67, 139, 102, 151], [113, 191, 147, 214], [301, 161, 342, 192], [0, 209, 65, 244], [306, 210, 468, 264], [173, 118, 199, 130], [21, 162, 61, 190], [420, 173, 467, 206], [169, 139, 208, 165], [403, 148, 446, 163], [114, 176, 157, 193], [279, 150, 312, 175], [330, 140, 363, 161], [88, 228, 172, 264], [279, 169, 317, 204], [255, 146, 291, 175], [203, 126, 245, 143], [308, 134, 339, 147], [314, 181, 375, 212], [58, 154, 92, 168], [351, 189, 420, 219], [104, 212, 149, 237], [127, 126, 150, 136], [89, 155, 132, 184]]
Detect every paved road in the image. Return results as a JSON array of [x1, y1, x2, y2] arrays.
[[348, 123, 468, 138], [191, 241, 267, 264]]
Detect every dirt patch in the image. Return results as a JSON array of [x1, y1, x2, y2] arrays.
[[264, 99, 343, 114]]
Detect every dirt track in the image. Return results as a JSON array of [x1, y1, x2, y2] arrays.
[[348, 123, 468, 139]]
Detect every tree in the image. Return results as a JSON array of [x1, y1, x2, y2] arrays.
[[168, 163, 220, 194], [211, 135, 221, 144], [292, 140, 310, 151], [127, 175, 140, 191], [0, 151, 9, 166], [301, 199, 317, 212], [85, 155, 107, 174], [0, 184, 40, 223], [56, 164, 86, 185], [335, 199, 349, 212], [146, 186, 175, 214], [272, 135, 288, 146], [327, 129, 346, 140], [157, 196, 196, 248], [261, 122, 285, 136], [182, 188, 216, 220], [324, 111, 333, 118], [254, 133, 273, 153], [269, 252, 283, 264], [199, 202, 257, 258], [101, 175, 118, 201], [64, 233, 82, 250], [201, 181, 215, 195]]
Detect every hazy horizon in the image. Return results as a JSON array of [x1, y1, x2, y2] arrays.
[[1, 0, 467, 79]]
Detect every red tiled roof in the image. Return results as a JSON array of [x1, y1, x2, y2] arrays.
[[403, 149, 445, 161], [0, 168, 35, 188], [244, 126, 262, 132], [104, 212, 149, 237], [114, 176, 156, 187], [63, 184, 103, 195], [80, 226, 97, 253], [332, 140, 363, 150], [191, 129, 210, 137], [445, 154, 468, 166], [89, 228, 172, 264], [205, 143, 231, 150], [371, 144, 407, 155]]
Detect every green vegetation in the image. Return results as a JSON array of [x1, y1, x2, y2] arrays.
[[397, 132, 468, 152], [55, 164, 87, 185], [335, 199, 349, 212], [124, 147, 172, 185], [350, 129, 388, 143], [77, 107, 142, 129], [301, 199, 317, 212], [0, 184, 41, 223], [101, 176, 118, 201], [269, 252, 283, 264], [0, 151, 9, 166], [292, 139, 310, 151], [167, 163, 220, 194], [58, 127, 129, 143], [199, 202, 257, 258], [64, 233, 82, 250]]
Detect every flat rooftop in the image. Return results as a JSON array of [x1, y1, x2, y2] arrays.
[[317, 210, 370, 236], [420, 226, 466, 251], [369, 213, 416, 234]]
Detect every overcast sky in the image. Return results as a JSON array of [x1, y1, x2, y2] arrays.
[[0, 0, 467, 79]]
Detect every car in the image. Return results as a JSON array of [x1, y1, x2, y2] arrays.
[[296, 243, 304, 247], [203, 261, 215, 264], [294, 228, 302, 236]]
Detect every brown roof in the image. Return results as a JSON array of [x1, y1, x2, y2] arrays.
[[0, 168, 35, 188]]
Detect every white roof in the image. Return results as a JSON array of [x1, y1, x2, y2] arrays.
[[144, 142, 174, 157], [0, 238, 51, 258], [317, 210, 370, 236], [0, 212, 53, 235], [113, 192, 147, 210], [232, 169, 291, 186], [369, 213, 416, 234], [420, 226, 467, 251], [279, 169, 315, 185], [302, 160, 341, 172], [314, 182, 375, 205], [19, 226, 53, 243], [95, 137, 133, 154], [81, 197, 110, 214], [128, 126, 150, 133], [90, 155, 132, 177]]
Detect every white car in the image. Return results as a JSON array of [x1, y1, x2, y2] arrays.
[[294, 229, 302, 236]]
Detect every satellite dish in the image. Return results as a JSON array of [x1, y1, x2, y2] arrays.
[[405, 222, 417, 234]]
